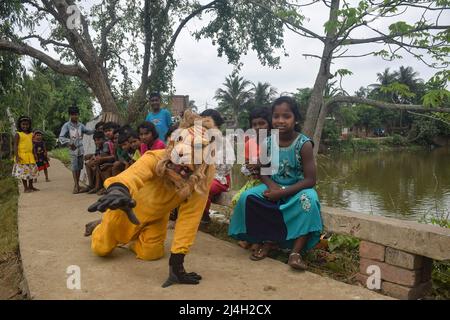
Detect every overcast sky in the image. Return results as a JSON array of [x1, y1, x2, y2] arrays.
[[23, 1, 449, 114], [170, 2, 449, 112]]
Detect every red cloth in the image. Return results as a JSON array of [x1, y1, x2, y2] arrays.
[[105, 140, 115, 156], [245, 138, 259, 162], [203, 175, 231, 216], [140, 139, 166, 154]]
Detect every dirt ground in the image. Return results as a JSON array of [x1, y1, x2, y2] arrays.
[[15, 157, 389, 300]]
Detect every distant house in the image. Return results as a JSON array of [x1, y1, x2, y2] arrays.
[[170, 95, 189, 118]]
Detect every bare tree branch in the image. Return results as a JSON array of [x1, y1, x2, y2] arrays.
[[99, 0, 121, 61], [333, 51, 374, 59], [341, 25, 450, 45], [150, 0, 220, 82], [362, 24, 446, 50], [302, 53, 323, 59], [286, 0, 321, 7], [20, 35, 72, 50], [397, 3, 450, 11], [407, 111, 450, 126], [285, 23, 318, 39], [247, 0, 326, 42], [0, 39, 89, 81], [325, 95, 450, 113]]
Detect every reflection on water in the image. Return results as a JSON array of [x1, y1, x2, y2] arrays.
[[231, 147, 450, 222]]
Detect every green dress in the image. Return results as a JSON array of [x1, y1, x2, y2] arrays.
[[228, 133, 323, 251]]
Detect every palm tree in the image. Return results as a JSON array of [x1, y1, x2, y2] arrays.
[[369, 68, 397, 102], [395, 66, 422, 90], [394, 66, 425, 103], [214, 74, 253, 128], [251, 82, 277, 109], [371, 68, 397, 89]]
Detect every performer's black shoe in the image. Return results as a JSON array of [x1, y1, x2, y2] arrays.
[[162, 253, 202, 288]]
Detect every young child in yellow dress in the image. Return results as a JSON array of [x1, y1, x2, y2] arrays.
[[13, 116, 39, 193]]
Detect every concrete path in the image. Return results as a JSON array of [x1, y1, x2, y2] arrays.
[[18, 158, 389, 300]]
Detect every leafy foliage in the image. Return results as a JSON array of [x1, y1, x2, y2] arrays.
[[327, 234, 360, 253], [194, 1, 287, 68], [0, 60, 93, 135]]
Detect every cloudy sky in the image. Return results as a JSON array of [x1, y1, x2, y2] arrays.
[[23, 1, 449, 114], [170, 2, 448, 112]]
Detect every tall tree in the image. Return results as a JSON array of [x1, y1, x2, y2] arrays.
[[251, 82, 278, 109], [214, 74, 253, 128], [0, 0, 288, 123], [246, 0, 450, 154]]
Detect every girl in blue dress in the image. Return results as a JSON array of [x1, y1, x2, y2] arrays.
[[228, 96, 322, 270]]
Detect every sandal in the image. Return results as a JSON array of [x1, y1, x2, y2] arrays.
[[288, 252, 308, 270], [250, 243, 276, 261]]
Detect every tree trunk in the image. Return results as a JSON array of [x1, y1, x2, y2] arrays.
[[312, 102, 330, 157], [303, 43, 335, 135], [233, 109, 239, 129], [126, 84, 148, 124], [302, 0, 339, 155], [87, 67, 118, 114]]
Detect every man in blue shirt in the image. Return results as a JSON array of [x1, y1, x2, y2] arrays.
[[145, 92, 172, 142]]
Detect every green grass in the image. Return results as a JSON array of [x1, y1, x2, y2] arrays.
[[49, 148, 71, 167], [432, 261, 450, 300], [0, 160, 19, 256]]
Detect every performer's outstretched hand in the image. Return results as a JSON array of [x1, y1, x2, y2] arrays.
[[87, 183, 140, 225], [162, 253, 202, 288]]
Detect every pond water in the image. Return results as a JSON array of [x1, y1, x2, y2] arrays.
[[231, 147, 450, 223]]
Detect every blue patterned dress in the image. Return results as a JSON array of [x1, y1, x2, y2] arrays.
[[228, 133, 322, 251]]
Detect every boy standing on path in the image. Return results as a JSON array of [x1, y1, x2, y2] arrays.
[[145, 92, 172, 143], [59, 106, 95, 194]]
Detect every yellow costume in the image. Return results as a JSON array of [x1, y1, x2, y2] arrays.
[[91, 149, 215, 260], [88, 110, 220, 286]]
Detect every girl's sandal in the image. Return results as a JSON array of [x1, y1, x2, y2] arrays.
[[250, 243, 275, 261], [288, 252, 308, 270]]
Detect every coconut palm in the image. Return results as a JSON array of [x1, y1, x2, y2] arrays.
[[370, 68, 397, 89], [394, 66, 425, 103], [251, 82, 278, 109], [214, 74, 253, 128], [369, 68, 398, 102]]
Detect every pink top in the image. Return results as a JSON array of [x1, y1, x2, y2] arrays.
[[140, 139, 166, 154], [244, 138, 259, 162]]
